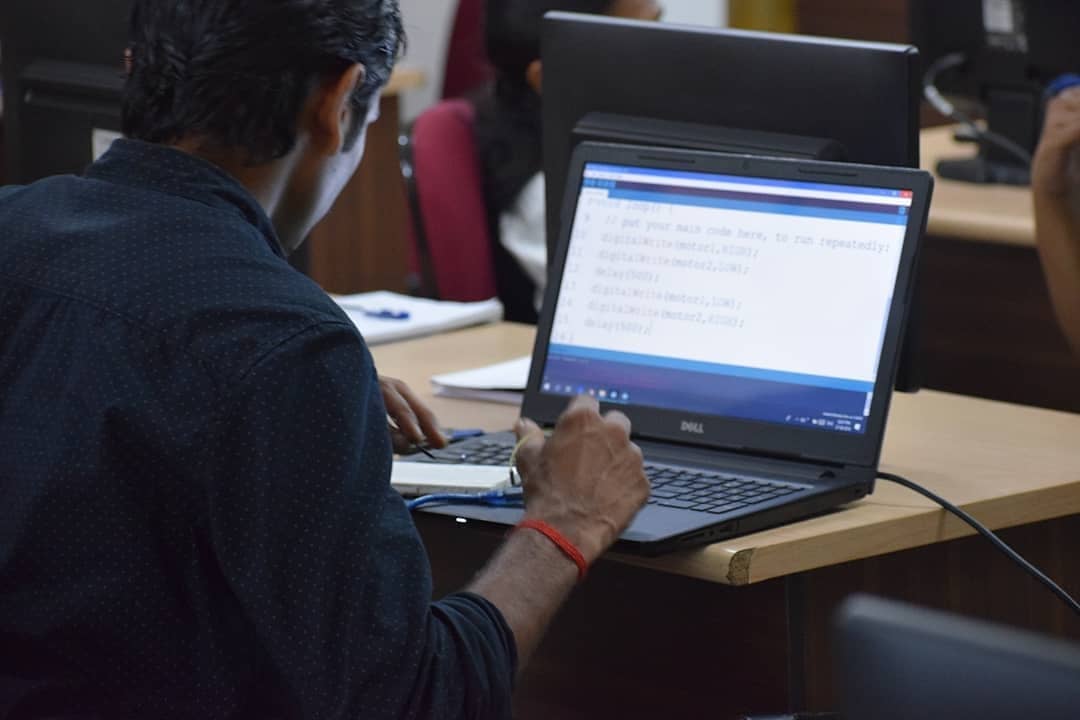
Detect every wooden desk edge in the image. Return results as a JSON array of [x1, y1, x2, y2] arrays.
[[376, 323, 1080, 587], [620, 481, 1080, 586], [927, 213, 1035, 248], [921, 125, 1036, 247]]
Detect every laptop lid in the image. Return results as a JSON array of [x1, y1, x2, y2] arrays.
[[521, 143, 932, 468]]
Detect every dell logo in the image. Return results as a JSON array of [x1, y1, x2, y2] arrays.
[[680, 420, 705, 434]]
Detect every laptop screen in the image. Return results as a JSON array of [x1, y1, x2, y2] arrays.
[[540, 161, 915, 435]]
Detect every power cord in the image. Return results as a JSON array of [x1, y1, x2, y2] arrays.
[[877, 471, 1080, 617], [922, 52, 1034, 167]]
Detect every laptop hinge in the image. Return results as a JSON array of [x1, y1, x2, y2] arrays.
[[729, 445, 847, 470]]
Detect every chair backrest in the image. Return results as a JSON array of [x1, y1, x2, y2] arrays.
[[441, 0, 494, 99], [405, 98, 497, 302]]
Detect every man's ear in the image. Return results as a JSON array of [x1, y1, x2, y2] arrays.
[[525, 59, 543, 95], [310, 63, 366, 155]]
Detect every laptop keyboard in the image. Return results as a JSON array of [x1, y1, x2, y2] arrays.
[[429, 440, 510, 466], [646, 466, 803, 514], [424, 439, 807, 514]]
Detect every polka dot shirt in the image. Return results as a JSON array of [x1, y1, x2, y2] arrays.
[[0, 140, 516, 719]]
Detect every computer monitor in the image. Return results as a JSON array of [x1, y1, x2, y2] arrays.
[[910, 0, 1080, 185], [836, 594, 1080, 720], [541, 13, 922, 391], [0, 0, 131, 184]]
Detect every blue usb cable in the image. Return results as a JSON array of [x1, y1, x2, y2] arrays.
[[406, 488, 525, 512]]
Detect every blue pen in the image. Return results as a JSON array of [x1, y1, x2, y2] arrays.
[[448, 428, 485, 443], [354, 307, 410, 320]]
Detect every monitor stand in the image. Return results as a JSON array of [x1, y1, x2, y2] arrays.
[[937, 155, 1030, 186]]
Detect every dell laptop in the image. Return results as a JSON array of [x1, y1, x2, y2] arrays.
[[419, 142, 933, 554]]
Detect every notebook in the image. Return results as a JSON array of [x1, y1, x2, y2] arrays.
[[332, 291, 503, 346], [430, 355, 530, 405], [418, 142, 932, 554]]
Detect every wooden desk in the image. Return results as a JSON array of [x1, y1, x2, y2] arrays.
[[916, 126, 1080, 412], [303, 67, 425, 294], [373, 324, 1080, 718], [921, 125, 1035, 247]]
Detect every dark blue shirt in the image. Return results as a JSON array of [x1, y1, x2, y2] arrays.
[[0, 140, 515, 719]]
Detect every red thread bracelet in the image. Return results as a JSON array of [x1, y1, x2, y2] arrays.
[[515, 519, 589, 582]]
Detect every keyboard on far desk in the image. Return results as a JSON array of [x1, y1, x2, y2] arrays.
[[423, 438, 807, 513]]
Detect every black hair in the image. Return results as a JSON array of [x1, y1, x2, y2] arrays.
[[474, 0, 615, 323], [485, 0, 613, 97], [122, 0, 405, 164], [476, 0, 614, 211]]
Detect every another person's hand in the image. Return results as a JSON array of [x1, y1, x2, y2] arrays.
[[513, 396, 650, 564], [380, 376, 448, 452], [1032, 87, 1080, 198]]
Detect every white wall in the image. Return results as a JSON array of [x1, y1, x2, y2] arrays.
[[662, 0, 727, 28], [396, 0, 729, 121], [398, 0, 458, 121]]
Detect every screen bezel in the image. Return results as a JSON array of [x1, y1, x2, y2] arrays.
[[521, 142, 932, 468]]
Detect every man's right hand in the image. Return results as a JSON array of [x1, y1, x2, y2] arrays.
[[512, 395, 650, 565]]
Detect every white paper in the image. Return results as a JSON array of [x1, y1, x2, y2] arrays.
[[431, 355, 530, 405], [332, 291, 503, 346], [432, 355, 531, 390], [391, 461, 511, 497]]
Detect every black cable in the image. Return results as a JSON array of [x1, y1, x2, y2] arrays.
[[922, 52, 1034, 167], [877, 471, 1080, 617]]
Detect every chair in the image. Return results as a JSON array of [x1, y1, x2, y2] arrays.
[[441, 0, 494, 99], [401, 98, 498, 302]]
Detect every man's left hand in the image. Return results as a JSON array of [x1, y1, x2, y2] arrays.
[[380, 376, 448, 453]]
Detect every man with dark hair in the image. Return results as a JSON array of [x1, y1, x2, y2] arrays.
[[0, 1, 649, 718], [475, 0, 663, 322]]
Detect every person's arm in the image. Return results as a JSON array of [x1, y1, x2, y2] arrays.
[[205, 322, 648, 718], [468, 402, 649, 666], [1032, 87, 1080, 354], [373, 383, 649, 667], [207, 322, 518, 719]]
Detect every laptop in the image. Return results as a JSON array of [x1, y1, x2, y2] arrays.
[[836, 595, 1080, 719], [418, 142, 933, 554]]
